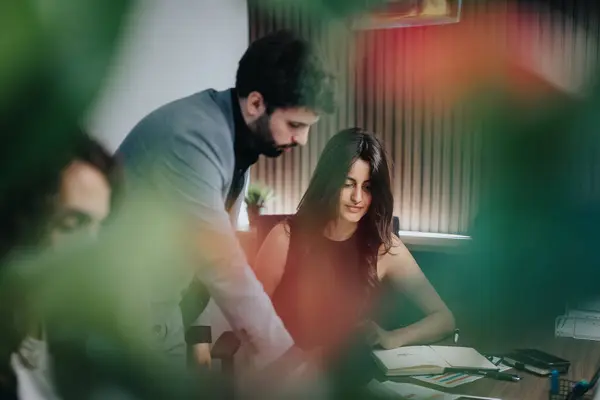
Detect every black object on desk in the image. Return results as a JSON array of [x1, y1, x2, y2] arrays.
[[504, 349, 570, 376]]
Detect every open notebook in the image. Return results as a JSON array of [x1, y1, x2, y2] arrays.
[[372, 346, 498, 377]]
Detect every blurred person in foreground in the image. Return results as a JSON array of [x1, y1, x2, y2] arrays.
[[0, 130, 224, 399], [12, 132, 119, 400], [0, 0, 225, 397], [116, 28, 335, 384], [0, 132, 119, 398]]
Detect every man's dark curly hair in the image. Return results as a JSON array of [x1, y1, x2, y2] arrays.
[[235, 29, 336, 114]]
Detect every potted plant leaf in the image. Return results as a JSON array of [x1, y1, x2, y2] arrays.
[[245, 182, 274, 229]]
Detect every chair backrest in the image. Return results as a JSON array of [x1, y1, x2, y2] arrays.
[[255, 214, 292, 248], [255, 214, 401, 248], [392, 216, 400, 236]]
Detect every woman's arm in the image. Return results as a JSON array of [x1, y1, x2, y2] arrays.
[[252, 222, 291, 297], [375, 236, 455, 349]]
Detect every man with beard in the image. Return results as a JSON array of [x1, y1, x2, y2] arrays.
[[116, 29, 335, 377]]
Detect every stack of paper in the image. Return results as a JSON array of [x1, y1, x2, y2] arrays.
[[556, 297, 600, 341]]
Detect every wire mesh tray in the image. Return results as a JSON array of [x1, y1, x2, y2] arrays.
[[549, 377, 595, 400]]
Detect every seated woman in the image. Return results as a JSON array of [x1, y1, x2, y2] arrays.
[[253, 127, 455, 362]]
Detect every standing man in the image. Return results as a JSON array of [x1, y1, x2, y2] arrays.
[[116, 30, 335, 372]]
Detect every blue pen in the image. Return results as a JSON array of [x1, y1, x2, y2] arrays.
[[550, 370, 559, 395]]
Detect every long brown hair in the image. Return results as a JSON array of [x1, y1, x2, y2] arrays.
[[291, 127, 394, 288]]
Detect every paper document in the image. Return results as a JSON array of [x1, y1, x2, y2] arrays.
[[414, 357, 512, 388]]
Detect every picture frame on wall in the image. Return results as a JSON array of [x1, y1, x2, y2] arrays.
[[353, 0, 462, 30]]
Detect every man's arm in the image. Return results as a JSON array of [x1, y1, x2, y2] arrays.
[[150, 123, 294, 369]]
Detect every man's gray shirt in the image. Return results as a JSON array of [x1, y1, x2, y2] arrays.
[[117, 88, 293, 367]]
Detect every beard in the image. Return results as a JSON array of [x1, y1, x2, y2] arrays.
[[249, 113, 296, 158]]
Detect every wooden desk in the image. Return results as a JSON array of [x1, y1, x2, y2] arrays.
[[382, 327, 600, 399], [236, 226, 599, 399]]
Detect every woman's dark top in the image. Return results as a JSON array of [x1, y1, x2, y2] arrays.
[[271, 222, 376, 359]]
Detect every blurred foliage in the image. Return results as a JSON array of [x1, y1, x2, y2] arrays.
[[456, 71, 600, 336], [2, 0, 600, 397], [2, 190, 229, 398], [0, 0, 193, 398], [0, 0, 131, 194], [0, 0, 130, 113]]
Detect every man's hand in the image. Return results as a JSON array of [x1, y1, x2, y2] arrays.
[[192, 343, 212, 369], [238, 346, 328, 399]]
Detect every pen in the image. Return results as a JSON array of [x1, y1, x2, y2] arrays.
[[475, 370, 522, 382], [550, 370, 559, 394]]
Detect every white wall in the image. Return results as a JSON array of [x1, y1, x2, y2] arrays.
[[85, 0, 249, 152], [85, 0, 250, 228]]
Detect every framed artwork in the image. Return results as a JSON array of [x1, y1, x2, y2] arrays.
[[353, 0, 462, 30]]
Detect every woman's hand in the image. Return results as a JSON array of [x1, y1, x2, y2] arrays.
[[361, 321, 400, 349], [372, 323, 397, 350], [375, 327, 398, 350], [238, 346, 327, 398]]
